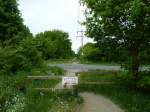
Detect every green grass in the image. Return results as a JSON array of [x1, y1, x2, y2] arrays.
[[79, 70, 119, 82], [24, 81, 82, 112], [49, 92, 83, 112], [24, 66, 81, 112], [1, 65, 82, 112], [78, 71, 150, 112]]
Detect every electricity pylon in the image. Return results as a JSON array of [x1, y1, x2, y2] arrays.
[[76, 0, 85, 48]]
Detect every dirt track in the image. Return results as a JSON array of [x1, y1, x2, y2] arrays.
[[77, 92, 123, 112]]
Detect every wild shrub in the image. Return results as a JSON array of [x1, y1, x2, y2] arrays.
[[0, 37, 43, 75]]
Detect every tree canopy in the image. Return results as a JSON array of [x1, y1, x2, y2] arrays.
[[35, 30, 74, 60], [81, 0, 150, 77], [0, 0, 31, 47]]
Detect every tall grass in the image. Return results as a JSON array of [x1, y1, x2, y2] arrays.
[[1, 65, 81, 112]]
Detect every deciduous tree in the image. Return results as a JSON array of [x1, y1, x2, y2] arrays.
[[81, 0, 150, 78], [0, 0, 31, 47], [35, 30, 74, 59]]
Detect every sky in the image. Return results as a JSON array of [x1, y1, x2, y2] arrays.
[[18, 0, 93, 52]]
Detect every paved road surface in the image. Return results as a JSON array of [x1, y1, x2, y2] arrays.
[[49, 63, 121, 71], [49, 63, 149, 71]]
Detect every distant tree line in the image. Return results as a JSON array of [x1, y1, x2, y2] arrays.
[[78, 42, 150, 65]]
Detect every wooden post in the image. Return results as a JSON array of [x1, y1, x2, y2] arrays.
[[73, 85, 78, 97]]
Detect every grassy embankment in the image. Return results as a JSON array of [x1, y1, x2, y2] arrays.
[[78, 70, 150, 112]]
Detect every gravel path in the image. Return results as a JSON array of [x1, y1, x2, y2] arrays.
[[78, 92, 123, 112]]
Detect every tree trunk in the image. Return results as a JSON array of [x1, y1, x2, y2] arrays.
[[130, 48, 140, 79]]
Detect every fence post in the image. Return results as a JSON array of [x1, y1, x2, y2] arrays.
[[73, 85, 78, 96]]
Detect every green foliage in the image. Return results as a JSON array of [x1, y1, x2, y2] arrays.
[[0, 47, 28, 74], [0, 0, 77, 111], [81, 0, 150, 75], [30, 65, 65, 76], [48, 66, 65, 76], [4, 93, 25, 112], [1, 65, 67, 112], [136, 72, 150, 90], [0, 37, 43, 74], [35, 30, 74, 60], [78, 42, 126, 63], [0, 71, 27, 111], [140, 49, 150, 65], [79, 71, 117, 82], [0, 0, 41, 75], [24, 90, 82, 112], [18, 37, 43, 68], [78, 43, 102, 62], [24, 90, 53, 112], [0, 75, 14, 111], [0, 0, 31, 47]]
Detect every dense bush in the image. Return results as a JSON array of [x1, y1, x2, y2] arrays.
[[0, 70, 29, 111], [48, 66, 65, 76], [18, 37, 43, 68], [0, 47, 28, 74], [78, 43, 102, 62], [136, 72, 150, 90], [35, 30, 74, 60], [0, 37, 43, 75]]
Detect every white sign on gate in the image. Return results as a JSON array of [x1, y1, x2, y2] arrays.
[[62, 77, 78, 86]]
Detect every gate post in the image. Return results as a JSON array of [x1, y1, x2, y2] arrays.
[[73, 85, 78, 96]]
